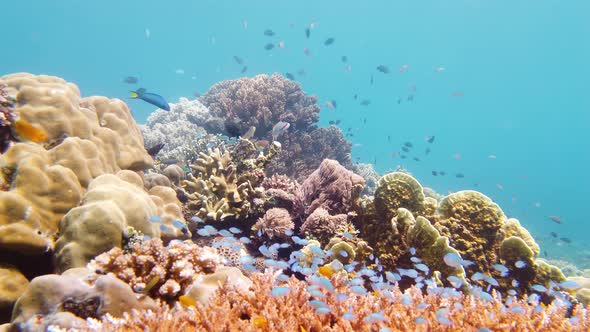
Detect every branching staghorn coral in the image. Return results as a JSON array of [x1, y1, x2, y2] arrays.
[[84, 272, 589, 331], [181, 139, 281, 222]]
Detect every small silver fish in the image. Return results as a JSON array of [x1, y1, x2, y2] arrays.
[[271, 121, 290, 141]]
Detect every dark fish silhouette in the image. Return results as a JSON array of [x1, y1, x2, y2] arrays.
[[147, 143, 165, 157], [324, 38, 335, 46], [425, 147, 431, 155], [305, 28, 310, 38], [440, 171, 446, 176], [233, 56, 244, 65], [224, 119, 242, 137], [548, 216, 563, 224], [360, 100, 371, 106], [404, 142, 413, 148], [264, 43, 275, 50], [550, 232, 558, 238], [432, 171, 438, 176], [402, 147, 410, 153], [455, 173, 465, 178], [376, 65, 390, 74], [426, 136, 435, 143], [123, 76, 139, 84], [341, 56, 348, 62], [264, 29, 275, 36], [560, 237, 571, 243], [285, 73, 295, 80], [413, 157, 421, 162], [370, 75, 374, 85], [241, 66, 248, 73]]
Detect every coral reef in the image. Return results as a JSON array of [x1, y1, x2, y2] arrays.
[[0, 83, 16, 153], [55, 171, 189, 272], [82, 272, 589, 331], [298, 159, 364, 216], [199, 74, 320, 138], [88, 239, 223, 301], [199, 74, 351, 180], [352, 162, 379, 196], [140, 97, 226, 164], [181, 139, 280, 222], [300, 208, 349, 246], [0, 267, 29, 323], [9, 267, 157, 331], [252, 208, 294, 241]]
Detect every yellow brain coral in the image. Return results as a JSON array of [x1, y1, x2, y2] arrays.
[[374, 172, 425, 220], [435, 190, 506, 273]]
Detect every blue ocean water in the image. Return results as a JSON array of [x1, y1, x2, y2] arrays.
[[2, 1, 589, 263]]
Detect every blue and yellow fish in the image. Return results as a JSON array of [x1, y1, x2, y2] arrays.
[[130, 88, 170, 111]]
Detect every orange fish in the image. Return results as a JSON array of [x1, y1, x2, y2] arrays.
[[318, 265, 335, 278], [178, 295, 196, 307], [13, 119, 48, 143], [252, 316, 268, 328]]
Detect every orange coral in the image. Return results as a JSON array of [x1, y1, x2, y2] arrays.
[[84, 272, 589, 332]]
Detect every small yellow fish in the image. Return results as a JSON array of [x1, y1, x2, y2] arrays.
[[142, 276, 160, 294], [178, 295, 196, 307], [13, 119, 48, 143], [252, 316, 268, 328], [300, 326, 307, 332], [318, 265, 335, 278]]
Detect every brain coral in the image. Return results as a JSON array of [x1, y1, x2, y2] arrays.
[[434, 190, 506, 273], [55, 170, 189, 272]]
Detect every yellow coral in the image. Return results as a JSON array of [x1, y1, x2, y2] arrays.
[[374, 172, 425, 220]]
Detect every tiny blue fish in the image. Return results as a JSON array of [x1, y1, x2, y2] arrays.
[[218, 229, 233, 237], [514, 260, 526, 269], [559, 280, 580, 290], [363, 311, 386, 324], [171, 220, 185, 229], [477, 328, 492, 332], [492, 264, 509, 276], [190, 216, 204, 223], [259, 245, 272, 257], [309, 300, 328, 309], [284, 229, 294, 236], [130, 88, 170, 111], [507, 289, 517, 296], [410, 247, 417, 255], [342, 232, 354, 240], [159, 224, 170, 232], [148, 215, 163, 223], [315, 307, 331, 315], [270, 287, 290, 297], [443, 252, 462, 268], [239, 237, 251, 244], [531, 284, 548, 293], [342, 312, 355, 320], [508, 305, 526, 314], [401, 294, 412, 305], [471, 272, 487, 281], [335, 293, 348, 302], [414, 263, 429, 273], [228, 227, 242, 234], [447, 276, 463, 288], [415, 317, 427, 324], [410, 256, 422, 263], [350, 285, 367, 295], [436, 316, 453, 326]]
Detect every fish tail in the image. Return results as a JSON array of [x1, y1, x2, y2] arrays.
[[130, 91, 139, 98]]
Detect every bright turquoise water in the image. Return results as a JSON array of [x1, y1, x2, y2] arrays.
[[2, 1, 589, 263]]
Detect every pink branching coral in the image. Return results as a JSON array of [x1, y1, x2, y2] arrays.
[[298, 159, 365, 216], [85, 272, 590, 331], [199, 73, 320, 138], [87, 239, 222, 300], [300, 207, 349, 246], [252, 208, 294, 241], [262, 174, 300, 194]]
